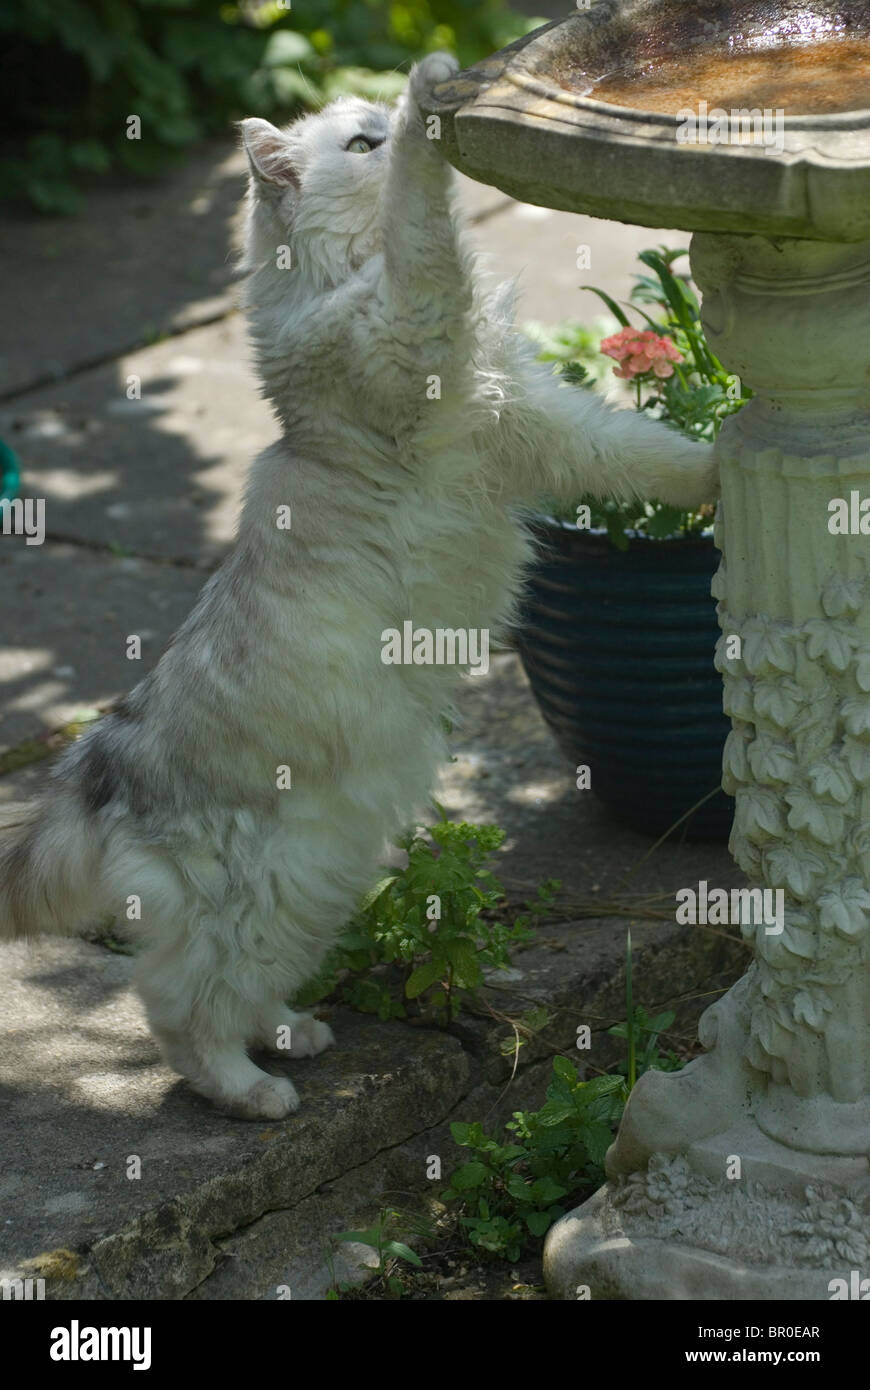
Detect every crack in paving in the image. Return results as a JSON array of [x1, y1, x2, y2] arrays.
[[0, 308, 239, 406], [184, 1076, 480, 1299], [41, 530, 219, 572]]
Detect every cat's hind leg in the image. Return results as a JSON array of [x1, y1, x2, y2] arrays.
[[171, 1033, 299, 1120], [136, 948, 300, 1120]]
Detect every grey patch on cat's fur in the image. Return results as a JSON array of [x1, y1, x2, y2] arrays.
[[79, 735, 123, 815], [74, 719, 155, 820], [112, 693, 142, 722]]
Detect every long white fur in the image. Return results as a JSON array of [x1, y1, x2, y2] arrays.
[[0, 56, 716, 1118]]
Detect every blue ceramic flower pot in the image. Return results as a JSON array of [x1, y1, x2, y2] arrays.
[[515, 517, 734, 842]]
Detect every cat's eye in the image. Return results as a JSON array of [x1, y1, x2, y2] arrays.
[[345, 136, 376, 154]]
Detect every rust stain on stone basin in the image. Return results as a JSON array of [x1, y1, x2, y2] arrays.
[[568, 39, 870, 115], [548, 1, 870, 116]]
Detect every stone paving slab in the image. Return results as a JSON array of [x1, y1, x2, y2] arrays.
[[0, 143, 249, 401], [0, 542, 204, 753], [0, 128, 512, 404], [0, 938, 472, 1300], [0, 316, 274, 566], [186, 1056, 559, 1300], [0, 895, 743, 1299]]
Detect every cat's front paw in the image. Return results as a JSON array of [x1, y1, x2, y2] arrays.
[[659, 440, 719, 511], [409, 52, 460, 111]]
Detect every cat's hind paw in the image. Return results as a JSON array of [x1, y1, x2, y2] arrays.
[[286, 1014, 335, 1059], [237, 1076, 300, 1121], [208, 1074, 300, 1121], [255, 1005, 336, 1059]]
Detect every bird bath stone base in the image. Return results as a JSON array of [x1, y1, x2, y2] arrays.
[[546, 228, 870, 1300], [427, 0, 870, 1299]]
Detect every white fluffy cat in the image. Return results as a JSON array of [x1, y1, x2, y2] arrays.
[[0, 55, 716, 1118]]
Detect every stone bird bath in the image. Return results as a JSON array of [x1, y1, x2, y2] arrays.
[[426, 0, 870, 1299]]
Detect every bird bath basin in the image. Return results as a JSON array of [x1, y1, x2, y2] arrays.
[[427, 0, 870, 238], [553, 2, 870, 115], [427, 0, 870, 1301]]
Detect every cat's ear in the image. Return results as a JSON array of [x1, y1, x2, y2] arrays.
[[239, 118, 300, 192]]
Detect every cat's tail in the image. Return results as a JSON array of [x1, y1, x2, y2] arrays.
[[0, 794, 103, 939]]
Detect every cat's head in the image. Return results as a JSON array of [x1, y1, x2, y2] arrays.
[[239, 97, 394, 287]]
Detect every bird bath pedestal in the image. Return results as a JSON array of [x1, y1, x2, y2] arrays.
[[428, 0, 870, 1298]]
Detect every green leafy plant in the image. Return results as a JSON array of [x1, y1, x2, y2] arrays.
[[330, 1210, 423, 1298], [294, 814, 551, 1023], [3, 1, 542, 213], [531, 245, 751, 549], [608, 1005, 683, 1079], [443, 1062, 626, 1261], [442, 932, 687, 1259]]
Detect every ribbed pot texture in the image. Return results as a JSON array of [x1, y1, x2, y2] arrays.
[[515, 518, 734, 842]]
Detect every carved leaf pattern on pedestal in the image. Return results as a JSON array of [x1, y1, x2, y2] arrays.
[[806, 754, 854, 804], [748, 732, 796, 785], [784, 788, 845, 847], [821, 573, 864, 619], [733, 786, 785, 844], [843, 736, 870, 783], [818, 878, 870, 940], [723, 678, 755, 722], [804, 620, 855, 673], [715, 559, 870, 1089], [740, 617, 796, 676], [753, 677, 805, 730], [763, 842, 827, 898], [840, 696, 870, 737]]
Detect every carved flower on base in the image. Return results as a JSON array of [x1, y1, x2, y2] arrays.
[[791, 1187, 870, 1267]]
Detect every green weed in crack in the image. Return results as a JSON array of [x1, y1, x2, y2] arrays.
[[441, 934, 686, 1263]]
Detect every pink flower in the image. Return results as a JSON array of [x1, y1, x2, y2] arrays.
[[600, 327, 683, 380]]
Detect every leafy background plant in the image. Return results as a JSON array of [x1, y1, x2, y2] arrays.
[[2, 0, 541, 213], [442, 993, 684, 1262], [527, 245, 752, 549], [294, 813, 556, 1023]]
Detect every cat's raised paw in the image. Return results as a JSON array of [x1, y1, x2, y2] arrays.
[[409, 52, 460, 107]]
